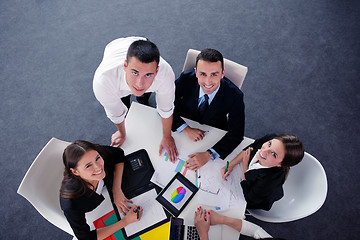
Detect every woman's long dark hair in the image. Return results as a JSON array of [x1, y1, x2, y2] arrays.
[[60, 140, 101, 199], [275, 134, 304, 177]]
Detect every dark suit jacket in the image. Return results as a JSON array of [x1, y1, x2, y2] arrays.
[[240, 134, 286, 211], [172, 70, 245, 159], [60, 146, 125, 240]]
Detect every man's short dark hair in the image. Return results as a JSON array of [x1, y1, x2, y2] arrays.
[[127, 40, 160, 65], [196, 48, 224, 70]]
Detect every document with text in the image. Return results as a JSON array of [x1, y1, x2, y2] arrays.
[[119, 188, 167, 237]]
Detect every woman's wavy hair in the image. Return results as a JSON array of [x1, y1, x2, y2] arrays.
[[275, 134, 304, 177], [60, 140, 101, 199]]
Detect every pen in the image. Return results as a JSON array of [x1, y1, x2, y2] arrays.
[[225, 161, 229, 174], [136, 206, 140, 219], [196, 169, 200, 178]]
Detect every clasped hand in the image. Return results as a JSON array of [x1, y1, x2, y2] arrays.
[[195, 207, 223, 239], [194, 207, 210, 239]]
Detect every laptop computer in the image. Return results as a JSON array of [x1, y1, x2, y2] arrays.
[[169, 217, 222, 240]]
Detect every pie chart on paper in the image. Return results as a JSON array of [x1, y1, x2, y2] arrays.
[[171, 187, 186, 203]]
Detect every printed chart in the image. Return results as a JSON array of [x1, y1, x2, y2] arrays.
[[163, 152, 189, 176], [151, 151, 190, 188], [171, 187, 186, 203], [162, 178, 193, 211]]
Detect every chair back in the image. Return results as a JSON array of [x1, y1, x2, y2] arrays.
[[248, 152, 328, 223], [17, 138, 74, 235], [182, 49, 248, 89]]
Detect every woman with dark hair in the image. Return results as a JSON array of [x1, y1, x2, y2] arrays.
[[60, 140, 142, 240], [222, 134, 304, 210]]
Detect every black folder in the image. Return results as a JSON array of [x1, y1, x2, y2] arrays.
[[115, 149, 171, 239]]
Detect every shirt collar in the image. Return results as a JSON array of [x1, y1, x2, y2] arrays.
[[121, 69, 131, 91], [247, 150, 270, 172], [198, 82, 221, 104]]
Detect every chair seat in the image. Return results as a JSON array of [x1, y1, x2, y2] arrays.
[[248, 152, 328, 223], [17, 138, 74, 235]]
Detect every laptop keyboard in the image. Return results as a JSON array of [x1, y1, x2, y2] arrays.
[[186, 226, 200, 240]]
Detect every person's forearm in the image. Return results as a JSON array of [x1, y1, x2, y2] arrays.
[[229, 151, 244, 169], [242, 156, 249, 180], [111, 121, 127, 147], [222, 215, 243, 232], [199, 234, 209, 240], [159, 114, 178, 162], [114, 121, 126, 136], [112, 163, 124, 195], [242, 164, 248, 180], [161, 115, 173, 138], [97, 218, 128, 240]]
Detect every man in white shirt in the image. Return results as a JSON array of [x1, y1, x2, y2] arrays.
[[93, 36, 178, 161]]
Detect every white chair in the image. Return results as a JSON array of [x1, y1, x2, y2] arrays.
[[18, 138, 116, 239], [17, 138, 74, 235], [248, 152, 328, 223], [182, 49, 248, 89]]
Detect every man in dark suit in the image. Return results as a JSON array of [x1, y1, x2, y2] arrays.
[[172, 48, 245, 170]]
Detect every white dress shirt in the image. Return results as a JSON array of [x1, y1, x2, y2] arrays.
[[93, 36, 175, 124]]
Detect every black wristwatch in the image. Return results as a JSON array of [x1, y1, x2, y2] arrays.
[[207, 149, 217, 160]]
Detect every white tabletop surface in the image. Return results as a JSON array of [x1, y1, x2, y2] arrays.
[[122, 102, 252, 239]]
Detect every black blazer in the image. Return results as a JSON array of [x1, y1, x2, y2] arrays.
[[172, 70, 245, 159], [60, 146, 125, 240], [240, 134, 286, 211]]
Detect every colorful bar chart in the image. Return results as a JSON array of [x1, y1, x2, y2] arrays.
[[164, 152, 188, 176]]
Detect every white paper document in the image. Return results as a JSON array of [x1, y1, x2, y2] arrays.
[[151, 151, 191, 188], [197, 160, 246, 210], [227, 164, 247, 209], [119, 188, 167, 237], [197, 159, 229, 209]]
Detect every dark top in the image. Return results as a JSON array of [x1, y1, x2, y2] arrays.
[[241, 134, 286, 211], [172, 70, 245, 159], [60, 146, 125, 240]]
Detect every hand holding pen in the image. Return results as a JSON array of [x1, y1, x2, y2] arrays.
[[221, 161, 231, 181], [135, 206, 140, 220], [125, 205, 143, 225]]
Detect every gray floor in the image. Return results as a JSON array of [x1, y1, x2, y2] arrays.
[[1, 1, 359, 239]]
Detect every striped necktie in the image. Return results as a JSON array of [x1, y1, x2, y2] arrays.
[[198, 94, 209, 117]]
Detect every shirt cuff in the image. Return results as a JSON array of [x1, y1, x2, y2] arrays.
[[156, 105, 174, 119], [209, 148, 220, 159], [177, 123, 188, 133], [107, 113, 126, 125]]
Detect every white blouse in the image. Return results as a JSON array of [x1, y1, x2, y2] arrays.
[[247, 150, 269, 172]]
